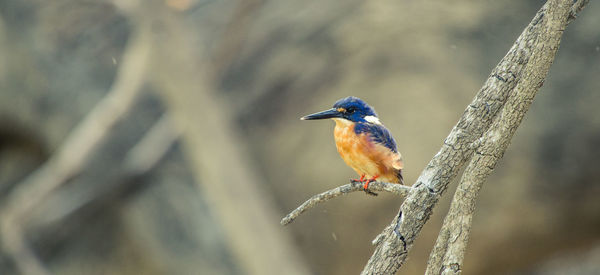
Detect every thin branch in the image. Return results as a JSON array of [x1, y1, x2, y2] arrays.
[[281, 181, 412, 225], [425, 1, 589, 274], [361, 1, 588, 274], [122, 114, 179, 174], [0, 21, 151, 275]]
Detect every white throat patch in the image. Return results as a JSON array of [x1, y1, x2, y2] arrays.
[[332, 117, 353, 126], [364, 115, 381, 125]]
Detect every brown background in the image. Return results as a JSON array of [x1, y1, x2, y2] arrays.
[[0, 0, 599, 274]]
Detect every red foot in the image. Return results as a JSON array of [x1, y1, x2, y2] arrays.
[[363, 175, 379, 190]]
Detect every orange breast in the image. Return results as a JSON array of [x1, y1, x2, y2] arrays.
[[333, 119, 402, 183]]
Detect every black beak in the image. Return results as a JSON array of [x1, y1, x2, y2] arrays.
[[300, 108, 342, 120]]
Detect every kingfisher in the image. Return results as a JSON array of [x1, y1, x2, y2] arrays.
[[301, 96, 404, 191]]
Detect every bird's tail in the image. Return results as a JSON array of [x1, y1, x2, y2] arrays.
[[396, 169, 404, 185]]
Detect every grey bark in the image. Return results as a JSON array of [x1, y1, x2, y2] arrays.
[[362, 0, 589, 274], [425, 1, 589, 273], [281, 180, 413, 226]]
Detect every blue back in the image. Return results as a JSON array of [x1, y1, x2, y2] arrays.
[[354, 122, 398, 153]]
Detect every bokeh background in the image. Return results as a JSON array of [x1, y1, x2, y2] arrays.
[[0, 0, 599, 274]]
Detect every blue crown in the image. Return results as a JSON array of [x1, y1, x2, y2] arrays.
[[332, 96, 377, 122]]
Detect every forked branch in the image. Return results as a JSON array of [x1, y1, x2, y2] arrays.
[[361, 1, 589, 274], [425, 1, 589, 274]]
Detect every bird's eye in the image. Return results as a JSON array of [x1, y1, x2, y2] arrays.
[[346, 108, 355, 114]]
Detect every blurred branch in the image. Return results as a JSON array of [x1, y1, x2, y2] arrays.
[[0, 21, 151, 275], [29, 115, 178, 228], [147, 3, 311, 275], [30, 0, 308, 273], [0, 222, 48, 275], [281, 180, 412, 225], [361, 1, 588, 274], [425, 1, 590, 274], [122, 115, 179, 174], [210, 0, 264, 79]]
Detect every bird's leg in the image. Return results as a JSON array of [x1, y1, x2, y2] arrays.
[[361, 175, 379, 196], [351, 175, 378, 196], [363, 175, 379, 190], [352, 174, 366, 183]]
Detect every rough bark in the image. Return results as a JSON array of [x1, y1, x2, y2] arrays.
[[281, 180, 413, 226], [362, 1, 588, 274], [425, 1, 589, 274]]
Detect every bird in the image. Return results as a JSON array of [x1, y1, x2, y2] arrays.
[[301, 96, 404, 191]]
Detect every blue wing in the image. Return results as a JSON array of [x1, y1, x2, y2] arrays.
[[354, 122, 398, 153]]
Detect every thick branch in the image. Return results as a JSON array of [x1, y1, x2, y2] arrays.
[[362, 1, 586, 274], [426, 1, 589, 274], [281, 181, 412, 225]]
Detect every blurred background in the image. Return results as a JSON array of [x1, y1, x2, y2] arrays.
[[0, 0, 599, 274]]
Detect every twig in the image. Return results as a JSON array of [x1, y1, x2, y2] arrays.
[[281, 181, 412, 225], [0, 21, 151, 275], [361, 1, 589, 274], [424, 1, 589, 274]]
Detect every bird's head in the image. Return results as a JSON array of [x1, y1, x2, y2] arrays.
[[301, 96, 380, 124]]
